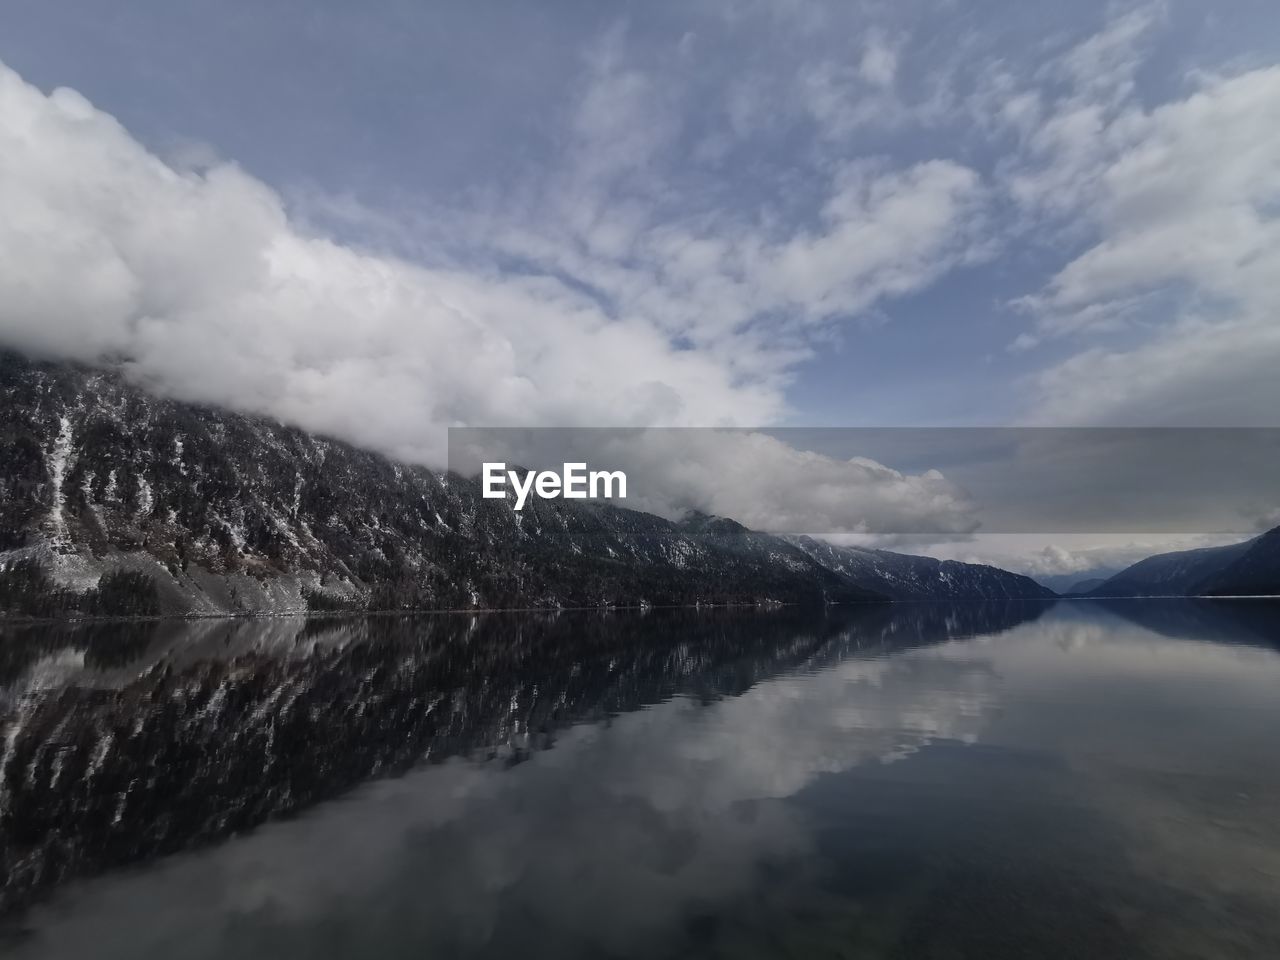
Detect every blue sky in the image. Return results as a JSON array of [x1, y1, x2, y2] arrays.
[[3, 1, 1280, 577]]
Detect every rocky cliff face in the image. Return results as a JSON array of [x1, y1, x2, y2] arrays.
[[1, 352, 883, 615]]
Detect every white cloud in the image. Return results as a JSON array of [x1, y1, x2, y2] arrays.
[[0, 56, 998, 534], [1051, 3, 1163, 105], [798, 53, 933, 137], [1030, 319, 1280, 425], [0, 64, 788, 467], [1036, 67, 1280, 320], [470, 30, 991, 373], [859, 31, 900, 89], [455, 428, 980, 535], [1003, 9, 1280, 426], [483, 157, 986, 380]]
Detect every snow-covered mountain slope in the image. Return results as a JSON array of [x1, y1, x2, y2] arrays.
[[1, 352, 883, 615], [785, 536, 1055, 601]]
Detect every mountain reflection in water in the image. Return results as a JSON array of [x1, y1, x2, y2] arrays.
[[3, 599, 1280, 959]]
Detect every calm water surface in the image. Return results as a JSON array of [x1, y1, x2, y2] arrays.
[[2, 600, 1279, 958]]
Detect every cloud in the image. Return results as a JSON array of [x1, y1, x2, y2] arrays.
[[0, 64, 783, 467], [1027, 543, 1097, 576], [0, 54, 992, 474], [1032, 66, 1280, 321], [1002, 8, 1280, 426], [1051, 3, 1163, 106], [859, 31, 900, 89], [453, 428, 980, 534], [475, 31, 990, 370], [1030, 320, 1280, 425], [0, 44, 1007, 546]]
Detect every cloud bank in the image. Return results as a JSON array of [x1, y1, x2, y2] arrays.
[[1001, 11, 1280, 426], [0, 60, 982, 462], [0, 64, 780, 465], [452, 428, 980, 534], [0, 56, 995, 532], [5, 0, 1280, 547]]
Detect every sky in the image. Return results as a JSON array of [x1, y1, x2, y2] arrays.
[[2, 0, 1280, 579]]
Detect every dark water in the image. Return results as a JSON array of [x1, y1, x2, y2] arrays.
[[2, 600, 1279, 958]]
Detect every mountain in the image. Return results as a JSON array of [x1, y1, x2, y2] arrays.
[[0, 352, 1061, 616], [0, 352, 888, 616], [785, 535, 1056, 601], [1084, 537, 1258, 598], [1197, 526, 1280, 596], [1062, 577, 1109, 596]]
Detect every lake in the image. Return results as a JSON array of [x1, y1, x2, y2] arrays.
[[2, 600, 1279, 958]]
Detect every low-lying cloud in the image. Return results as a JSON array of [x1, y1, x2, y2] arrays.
[[0, 64, 779, 466], [0, 58, 994, 533], [452, 427, 980, 534]]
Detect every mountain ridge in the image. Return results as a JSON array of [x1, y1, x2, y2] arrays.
[[0, 351, 1055, 617], [785, 535, 1055, 602], [1082, 531, 1280, 598], [0, 352, 881, 616]]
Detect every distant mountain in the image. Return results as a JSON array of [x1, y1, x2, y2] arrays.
[[1063, 577, 1109, 596], [1025, 570, 1119, 595], [0, 352, 886, 616], [786, 535, 1056, 601], [1083, 532, 1280, 598]]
